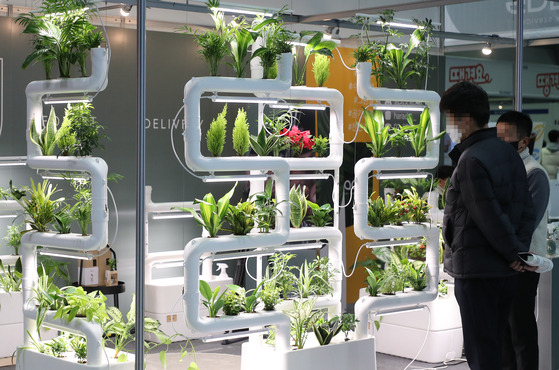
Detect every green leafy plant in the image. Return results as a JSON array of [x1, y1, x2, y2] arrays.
[[403, 108, 445, 157], [32, 267, 66, 339], [360, 108, 389, 157], [69, 178, 92, 235], [294, 260, 319, 298], [63, 102, 106, 157], [289, 185, 308, 228], [225, 200, 256, 235], [389, 125, 410, 157], [232, 108, 250, 156], [30, 108, 58, 156], [249, 126, 283, 157], [227, 24, 258, 78], [313, 316, 342, 346], [252, 11, 293, 79], [107, 258, 117, 271], [53, 286, 108, 323], [252, 180, 282, 233], [353, 44, 374, 64], [340, 313, 359, 341], [312, 54, 330, 87], [206, 104, 227, 157], [410, 18, 436, 89], [228, 283, 263, 313], [45, 335, 69, 358], [293, 31, 337, 86], [364, 267, 383, 297], [182, 0, 230, 76], [174, 183, 237, 237], [310, 256, 336, 296], [367, 194, 399, 227], [222, 289, 244, 316], [402, 187, 430, 223], [3, 223, 23, 255], [102, 295, 192, 366], [379, 252, 408, 294], [17, 179, 64, 232], [0, 258, 22, 293], [53, 205, 74, 234], [438, 279, 448, 296], [69, 336, 87, 363], [407, 260, 427, 291], [199, 280, 227, 317], [306, 201, 332, 227], [56, 104, 77, 156], [261, 276, 281, 311], [285, 298, 322, 349], [268, 252, 296, 298], [311, 135, 329, 157]]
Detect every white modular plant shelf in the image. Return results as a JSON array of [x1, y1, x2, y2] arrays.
[[0, 290, 23, 358], [241, 335, 376, 370], [16, 347, 134, 370]]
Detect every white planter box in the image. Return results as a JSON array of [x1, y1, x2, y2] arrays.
[[371, 284, 463, 363], [241, 335, 376, 370], [0, 291, 24, 358], [15, 347, 134, 370], [0, 322, 23, 358]]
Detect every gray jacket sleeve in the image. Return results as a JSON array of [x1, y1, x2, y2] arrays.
[[527, 168, 550, 225]]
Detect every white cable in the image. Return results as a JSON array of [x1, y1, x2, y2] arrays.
[[332, 242, 368, 278], [334, 47, 356, 71], [170, 104, 204, 180], [107, 186, 119, 248], [340, 180, 355, 208], [90, 4, 111, 101], [403, 305, 432, 370]]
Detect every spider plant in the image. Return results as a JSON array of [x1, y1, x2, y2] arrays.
[[360, 108, 390, 157], [173, 183, 237, 237], [294, 260, 319, 298]]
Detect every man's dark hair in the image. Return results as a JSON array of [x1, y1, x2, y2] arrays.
[[439, 81, 490, 128], [549, 130, 559, 143], [497, 111, 533, 138]]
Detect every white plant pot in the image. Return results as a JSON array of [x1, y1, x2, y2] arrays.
[[0, 291, 24, 358], [15, 347, 134, 370]]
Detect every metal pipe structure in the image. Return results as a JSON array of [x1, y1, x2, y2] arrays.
[[135, 0, 147, 367], [515, 0, 524, 111]]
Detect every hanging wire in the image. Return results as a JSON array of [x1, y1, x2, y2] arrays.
[[340, 180, 355, 209], [90, 3, 111, 100], [334, 47, 356, 71], [107, 186, 119, 248], [170, 104, 204, 180]]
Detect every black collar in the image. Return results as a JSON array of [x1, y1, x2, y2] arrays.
[[449, 127, 495, 163]]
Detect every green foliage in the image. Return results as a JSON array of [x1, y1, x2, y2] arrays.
[[15, 0, 104, 79], [340, 313, 359, 341], [269, 252, 296, 298], [311, 135, 329, 157], [206, 104, 227, 157], [293, 31, 337, 86], [174, 183, 237, 237], [17, 179, 64, 232], [53, 205, 74, 234], [30, 108, 58, 156], [252, 11, 293, 79], [63, 103, 106, 157], [294, 260, 319, 298], [232, 108, 250, 156], [53, 286, 108, 323], [410, 18, 436, 89], [438, 279, 448, 296], [360, 108, 389, 157], [229, 283, 263, 313], [407, 260, 427, 291], [225, 200, 256, 235], [403, 108, 445, 157], [261, 278, 281, 311], [222, 289, 244, 316], [289, 185, 308, 228], [45, 335, 69, 357], [0, 258, 22, 293], [389, 125, 410, 157], [249, 126, 283, 157], [379, 253, 408, 294], [401, 187, 430, 223], [306, 201, 333, 227], [199, 280, 227, 317], [227, 25, 258, 78], [367, 194, 399, 227], [252, 180, 280, 233], [312, 54, 330, 87], [353, 44, 374, 64], [69, 178, 92, 235], [3, 223, 23, 255], [285, 298, 322, 349], [56, 104, 77, 155], [313, 316, 342, 346], [364, 267, 382, 296], [69, 336, 87, 363], [310, 256, 336, 296]]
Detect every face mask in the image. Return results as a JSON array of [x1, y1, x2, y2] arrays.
[[447, 124, 461, 144]]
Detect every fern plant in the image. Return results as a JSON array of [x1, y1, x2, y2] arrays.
[[30, 107, 58, 156], [232, 108, 250, 156], [206, 104, 227, 157], [360, 108, 390, 158]]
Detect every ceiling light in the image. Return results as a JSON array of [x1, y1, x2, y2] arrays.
[[482, 42, 492, 56], [120, 4, 132, 17]]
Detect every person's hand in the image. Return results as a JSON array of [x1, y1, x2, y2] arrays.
[[509, 260, 524, 272]]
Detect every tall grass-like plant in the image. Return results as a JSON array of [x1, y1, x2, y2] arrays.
[[289, 185, 308, 228], [30, 107, 58, 156], [312, 54, 330, 87], [206, 104, 227, 157], [0, 258, 22, 293], [70, 179, 92, 235], [403, 107, 445, 157], [174, 183, 236, 237], [232, 108, 250, 156], [360, 108, 390, 158], [18, 179, 64, 232]]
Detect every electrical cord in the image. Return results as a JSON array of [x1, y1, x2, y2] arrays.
[[107, 185, 119, 248], [332, 242, 368, 278], [170, 104, 204, 180], [340, 180, 355, 208], [334, 47, 356, 71], [403, 305, 432, 370], [90, 4, 111, 101]]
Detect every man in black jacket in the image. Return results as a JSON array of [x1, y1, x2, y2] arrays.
[[440, 82, 536, 370]]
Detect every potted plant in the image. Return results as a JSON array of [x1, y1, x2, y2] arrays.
[[403, 108, 445, 157], [312, 316, 342, 346], [289, 185, 308, 228], [311, 135, 329, 157], [360, 108, 390, 158], [173, 183, 236, 237], [261, 278, 281, 311], [249, 126, 283, 157], [268, 252, 296, 299], [340, 313, 359, 342], [69, 336, 87, 363], [222, 289, 244, 316], [227, 19, 258, 78], [292, 31, 336, 86], [232, 108, 250, 156], [16, 179, 64, 233], [281, 126, 314, 157], [228, 284, 262, 313], [30, 107, 59, 155], [206, 104, 227, 157], [45, 335, 69, 358], [309, 256, 336, 296], [3, 224, 23, 255], [106, 258, 118, 287], [68, 178, 91, 235], [285, 297, 322, 349], [0, 258, 22, 293], [407, 261, 427, 291], [294, 260, 319, 299], [312, 54, 330, 87], [252, 180, 282, 233], [367, 194, 399, 227], [53, 205, 74, 234], [199, 279, 226, 317], [225, 200, 256, 235], [306, 201, 332, 227], [364, 267, 383, 297], [61, 103, 106, 157]]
